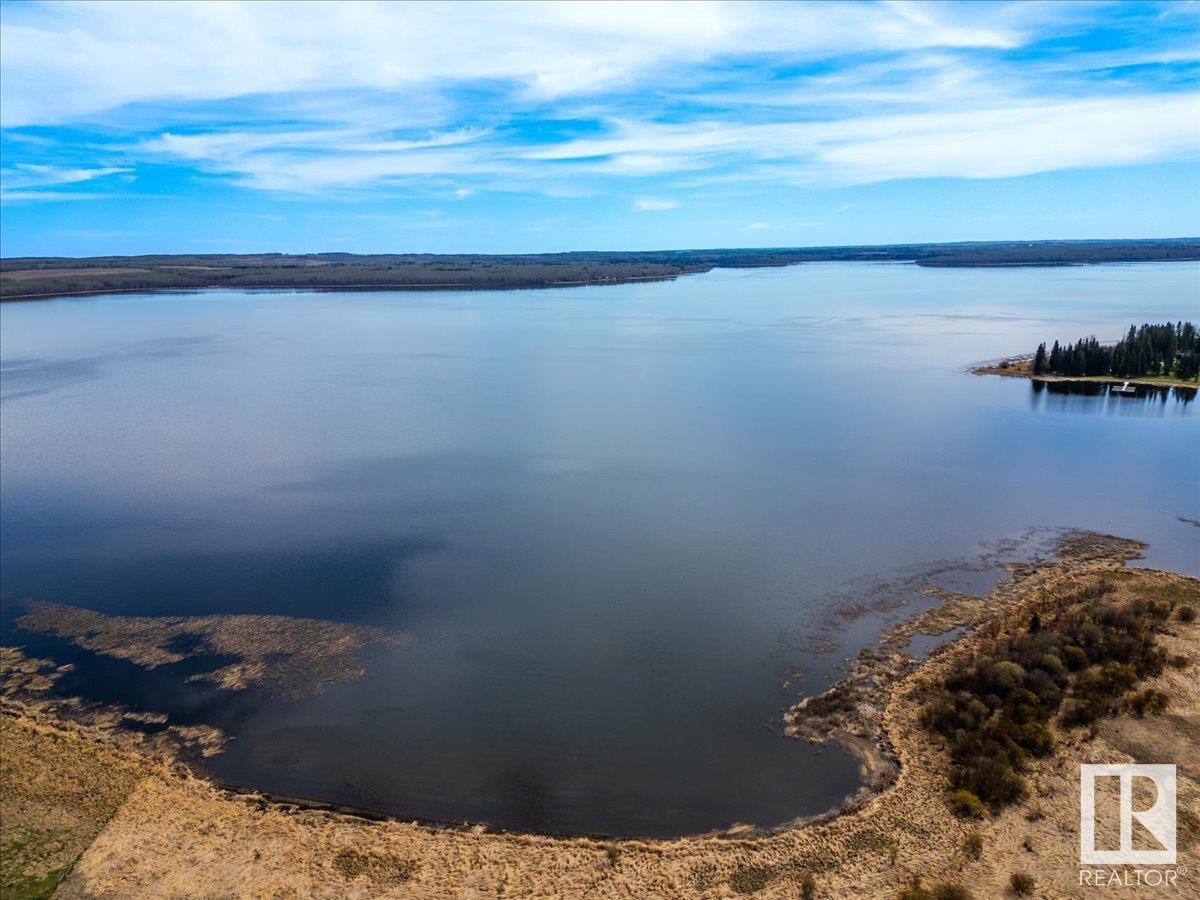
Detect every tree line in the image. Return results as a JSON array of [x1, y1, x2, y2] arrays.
[[1031, 321, 1199, 381], [6, 240, 1200, 301]]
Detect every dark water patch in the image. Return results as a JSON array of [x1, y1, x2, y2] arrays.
[[929, 567, 1008, 597], [200, 704, 852, 838], [904, 626, 968, 658], [0, 355, 105, 400], [1, 336, 220, 402], [163, 632, 206, 657], [0, 538, 438, 623]]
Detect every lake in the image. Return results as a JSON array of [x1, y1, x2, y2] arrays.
[[1, 262, 1197, 837]]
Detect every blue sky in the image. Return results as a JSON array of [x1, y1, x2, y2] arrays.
[[1, 0, 1198, 257]]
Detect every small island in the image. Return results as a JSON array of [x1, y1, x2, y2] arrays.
[[975, 321, 1200, 389]]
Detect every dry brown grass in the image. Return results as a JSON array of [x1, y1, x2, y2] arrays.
[[0, 714, 150, 898]]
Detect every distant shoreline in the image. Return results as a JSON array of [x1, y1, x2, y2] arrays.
[[3, 238, 1197, 302], [972, 354, 1200, 390], [0, 272, 684, 302]]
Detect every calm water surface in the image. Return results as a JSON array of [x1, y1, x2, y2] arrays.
[[2, 262, 1198, 836]]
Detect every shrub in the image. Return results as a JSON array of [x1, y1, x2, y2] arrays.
[[1017, 721, 1054, 756], [1063, 645, 1088, 670], [1040, 652, 1066, 677], [800, 872, 816, 900], [949, 789, 984, 818], [1059, 698, 1097, 727], [1009, 872, 1035, 896], [1178, 605, 1196, 623], [1098, 661, 1137, 694], [962, 759, 1025, 807], [962, 831, 983, 860], [1126, 688, 1168, 717], [993, 661, 1027, 694]]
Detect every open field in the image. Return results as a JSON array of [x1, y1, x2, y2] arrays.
[[3, 239, 1198, 300], [3, 533, 1196, 898]]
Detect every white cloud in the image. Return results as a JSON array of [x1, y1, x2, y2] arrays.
[[0, 164, 133, 202], [1, 163, 132, 189], [111, 91, 1200, 195], [140, 126, 487, 163], [633, 198, 680, 211], [1, 1, 1195, 202], [0, 190, 118, 203], [0, 1, 1031, 126], [136, 126, 500, 193], [745, 222, 770, 230], [526, 94, 1200, 185]]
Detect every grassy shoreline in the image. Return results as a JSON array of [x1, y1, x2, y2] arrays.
[[4, 535, 1197, 897]]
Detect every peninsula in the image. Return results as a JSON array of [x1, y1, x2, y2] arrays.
[[975, 321, 1200, 390]]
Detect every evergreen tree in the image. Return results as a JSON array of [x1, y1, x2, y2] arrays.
[[1032, 343, 1047, 375]]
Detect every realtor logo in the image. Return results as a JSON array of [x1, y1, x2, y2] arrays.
[[1080, 764, 1176, 865]]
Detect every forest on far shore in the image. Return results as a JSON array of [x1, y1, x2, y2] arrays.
[[3, 238, 1198, 301], [1032, 322, 1200, 381]]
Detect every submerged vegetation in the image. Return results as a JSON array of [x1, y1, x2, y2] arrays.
[[16, 601, 405, 701], [1031, 321, 1199, 381], [920, 572, 1193, 814]]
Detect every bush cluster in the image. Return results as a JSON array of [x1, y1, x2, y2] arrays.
[[920, 582, 1174, 812], [1009, 872, 1035, 896]]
